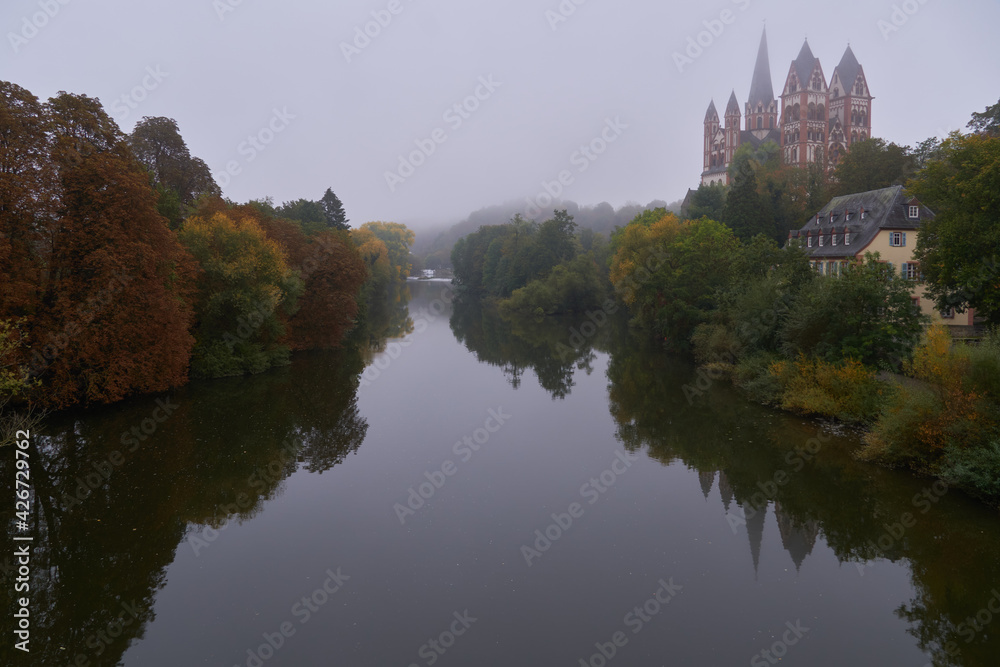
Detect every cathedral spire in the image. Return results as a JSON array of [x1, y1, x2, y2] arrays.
[[747, 28, 775, 109], [705, 99, 719, 122], [834, 44, 861, 91], [726, 90, 740, 116], [793, 39, 817, 87]]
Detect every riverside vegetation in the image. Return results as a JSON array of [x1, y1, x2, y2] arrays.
[[450, 98, 1000, 507], [0, 81, 416, 441]]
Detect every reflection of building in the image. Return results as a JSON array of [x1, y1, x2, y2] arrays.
[[775, 502, 820, 571], [790, 185, 976, 327], [702, 29, 873, 185], [698, 469, 716, 499], [710, 469, 822, 574]]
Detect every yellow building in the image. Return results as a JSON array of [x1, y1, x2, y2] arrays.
[[788, 185, 975, 327]]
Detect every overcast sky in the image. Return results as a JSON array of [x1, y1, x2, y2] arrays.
[[4, 0, 999, 231]]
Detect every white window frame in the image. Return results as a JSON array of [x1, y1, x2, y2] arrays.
[[832, 231, 838, 247], [845, 230, 851, 245], [890, 231, 906, 247], [819, 232, 825, 247], [909, 205, 919, 219]]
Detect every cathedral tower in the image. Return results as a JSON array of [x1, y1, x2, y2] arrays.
[[781, 40, 829, 168], [828, 45, 872, 166], [746, 28, 778, 138]]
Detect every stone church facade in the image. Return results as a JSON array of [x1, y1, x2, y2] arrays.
[[702, 29, 873, 186]]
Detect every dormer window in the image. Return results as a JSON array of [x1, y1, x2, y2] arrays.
[[819, 232, 825, 247], [832, 229, 838, 246], [807, 233, 813, 248], [845, 229, 851, 245], [815, 213, 822, 226], [860, 207, 866, 220], [845, 211, 853, 222], [908, 205, 920, 219]]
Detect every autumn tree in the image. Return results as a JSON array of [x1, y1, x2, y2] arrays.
[[610, 213, 739, 346], [35, 92, 196, 407], [178, 210, 302, 378], [360, 221, 415, 280], [0, 81, 55, 319], [244, 205, 367, 350]]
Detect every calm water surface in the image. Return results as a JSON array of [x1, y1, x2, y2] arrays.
[[3, 280, 999, 667]]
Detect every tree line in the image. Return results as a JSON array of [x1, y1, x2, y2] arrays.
[[0, 80, 414, 418], [448, 97, 1000, 504]]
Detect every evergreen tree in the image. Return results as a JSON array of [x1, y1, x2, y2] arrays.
[[721, 161, 774, 241], [321, 188, 349, 230]]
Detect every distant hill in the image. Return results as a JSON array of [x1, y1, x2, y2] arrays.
[[413, 198, 682, 268]]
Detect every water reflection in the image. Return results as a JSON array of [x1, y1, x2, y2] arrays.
[[605, 333, 1000, 667], [449, 296, 614, 398], [0, 344, 369, 666]]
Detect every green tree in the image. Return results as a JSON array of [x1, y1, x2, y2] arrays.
[[610, 214, 739, 346], [910, 132, 1000, 323], [321, 188, 349, 230], [178, 210, 303, 378], [129, 116, 219, 227], [685, 184, 726, 222], [968, 97, 1000, 136], [781, 254, 926, 366], [831, 138, 913, 196], [276, 198, 326, 234], [721, 160, 775, 241]]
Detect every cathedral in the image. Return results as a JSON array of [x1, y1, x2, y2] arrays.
[[701, 29, 873, 186]]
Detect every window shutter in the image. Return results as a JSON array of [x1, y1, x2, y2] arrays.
[[902, 232, 907, 247]]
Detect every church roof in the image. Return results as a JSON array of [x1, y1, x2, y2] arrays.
[[834, 45, 861, 89], [747, 29, 775, 108], [705, 99, 719, 122], [739, 128, 781, 148], [726, 90, 740, 115], [793, 40, 817, 86]]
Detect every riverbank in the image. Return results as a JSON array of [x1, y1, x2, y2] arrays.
[[702, 325, 1000, 509]]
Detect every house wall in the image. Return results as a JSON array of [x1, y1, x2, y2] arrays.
[[855, 229, 975, 327]]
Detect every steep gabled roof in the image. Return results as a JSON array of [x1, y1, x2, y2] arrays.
[[726, 90, 741, 116], [793, 40, 816, 87], [795, 185, 937, 257], [705, 99, 719, 122], [747, 29, 775, 108], [834, 45, 861, 91]]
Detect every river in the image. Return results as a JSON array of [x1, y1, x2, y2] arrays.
[[2, 280, 999, 667]]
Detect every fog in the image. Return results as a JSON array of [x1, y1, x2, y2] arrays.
[[4, 0, 998, 231]]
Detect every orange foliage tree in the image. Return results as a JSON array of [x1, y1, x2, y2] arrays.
[[30, 93, 196, 407], [235, 203, 367, 351]]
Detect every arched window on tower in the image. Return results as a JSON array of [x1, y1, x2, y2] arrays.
[[817, 104, 826, 121]]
